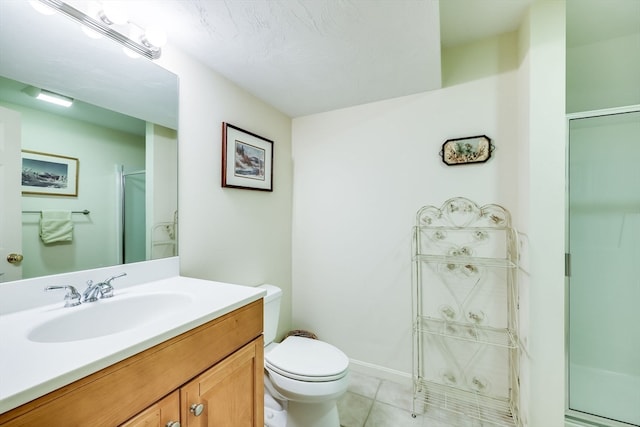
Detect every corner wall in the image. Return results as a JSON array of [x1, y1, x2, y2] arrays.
[[157, 48, 294, 340], [291, 69, 520, 377], [517, 2, 566, 426]]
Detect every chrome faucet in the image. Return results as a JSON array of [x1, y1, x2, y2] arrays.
[[45, 285, 82, 307], [82, 273, 127, 303]]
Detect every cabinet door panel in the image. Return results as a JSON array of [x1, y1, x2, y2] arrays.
[[120, 391, 180, 427], [181, 337, 263, 427]]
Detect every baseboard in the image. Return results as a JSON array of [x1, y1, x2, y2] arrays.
[[348, 359, 412, 386]]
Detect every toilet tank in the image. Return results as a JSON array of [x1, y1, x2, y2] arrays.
[[258, 284, 282, 346]]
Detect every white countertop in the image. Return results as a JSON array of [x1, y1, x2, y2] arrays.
[[0, 276, 266, 414]]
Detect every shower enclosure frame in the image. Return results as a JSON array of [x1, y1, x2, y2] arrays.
[[115, 165, 147, 265], [565, 103, 640, 427]]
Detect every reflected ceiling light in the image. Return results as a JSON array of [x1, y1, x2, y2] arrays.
[[23, 86, 74, 107], [36, 0, 163, 60], [37, 90, 74, 107]]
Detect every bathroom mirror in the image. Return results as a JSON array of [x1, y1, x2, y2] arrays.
[[0, 2, 178, 281]]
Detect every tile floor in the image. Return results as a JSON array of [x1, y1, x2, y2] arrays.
[[337, 371, 484, 427]]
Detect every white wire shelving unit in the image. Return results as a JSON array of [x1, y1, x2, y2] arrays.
[[411, 197, 522, 427]]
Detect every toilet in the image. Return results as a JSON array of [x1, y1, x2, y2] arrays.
[[260, 284, 350, 427]]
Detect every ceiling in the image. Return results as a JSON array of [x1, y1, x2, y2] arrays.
[[121, 0, 639, 117], [121, 0, 536, 117], [2, 0, 638, 122]]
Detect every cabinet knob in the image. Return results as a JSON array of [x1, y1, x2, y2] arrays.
[[166, 422, 181, 427], [190, 403, 204, 417]]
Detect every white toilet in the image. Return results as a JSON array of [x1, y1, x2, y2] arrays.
[[260, 284, 350, 427]]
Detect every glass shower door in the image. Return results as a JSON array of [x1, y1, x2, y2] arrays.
[[123, 171, 146, 264], [568, 110, 640, 426]]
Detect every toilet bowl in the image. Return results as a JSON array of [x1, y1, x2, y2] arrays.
[[259, 285, 350, 427]]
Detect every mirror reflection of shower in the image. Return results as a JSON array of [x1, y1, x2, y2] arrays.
[[118, 166, 146, 264], [116, 164, 178, 264]]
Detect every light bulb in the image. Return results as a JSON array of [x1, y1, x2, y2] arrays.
[[122, 26, 143, 59], [142, 26, 167, 48], [29, 1, 55, 15], [123, 46, 141, 59], [81, 25, 103, 39], [81, 1, 104, 39], [99, 1, 129, 25]]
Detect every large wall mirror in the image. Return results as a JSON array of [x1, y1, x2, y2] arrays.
[[0, 2, 178, 282]]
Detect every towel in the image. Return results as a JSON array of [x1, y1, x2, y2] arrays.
[[40, 210, 73, 244]]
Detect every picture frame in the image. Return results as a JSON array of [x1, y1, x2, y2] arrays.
[[440, 135, 493, 166], [222, 122, 274, 191], [21, 150, 79, 196]]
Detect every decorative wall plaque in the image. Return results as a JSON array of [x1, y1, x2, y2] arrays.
[[440, 135, 493, 166]]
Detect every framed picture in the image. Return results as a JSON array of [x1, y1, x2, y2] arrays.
[[222, 122, 274, 191], [441, 135, 493, 166], [21, 150, 79, 196]]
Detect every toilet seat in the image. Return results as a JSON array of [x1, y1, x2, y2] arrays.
[[265, 336, 349, 382]]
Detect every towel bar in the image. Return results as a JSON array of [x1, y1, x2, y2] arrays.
[[22, 210, 90, 215]]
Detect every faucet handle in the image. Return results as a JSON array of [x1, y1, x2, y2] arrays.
[[99, 272, 126, 299], [45, 285, 82, 308], [104, 272, 127, 285], [99, 282, 114, 299]]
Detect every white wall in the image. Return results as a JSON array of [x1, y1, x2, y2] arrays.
[[157, 3, 567, 425], [291, 4, 568, 427], [147, 123, 178, 260], [516, 7, 533, 426], [1, 101, 145, 278], [567, 32, 640, 113], [157, 48, 294, 339], [291, 70, 520, 377], [518, 2, 566, 426]]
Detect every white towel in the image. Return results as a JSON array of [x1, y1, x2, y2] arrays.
[[40, 210, 73, 244]]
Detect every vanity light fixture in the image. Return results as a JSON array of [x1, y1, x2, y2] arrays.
[[140, 25, 168, 50], [35, 0, 166, 60], [97, 1, 129, 26], [23, 86, 74, 107]]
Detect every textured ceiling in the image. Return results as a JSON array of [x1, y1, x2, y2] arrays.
[[125, 0, 537, 116], [125, 0, 445, 117], [3, 0, 536, 118], [3, 0, 638, 121]]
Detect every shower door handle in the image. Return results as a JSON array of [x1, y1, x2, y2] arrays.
[[565, 253, 571, 277]]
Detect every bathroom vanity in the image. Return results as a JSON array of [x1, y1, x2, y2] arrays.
[[0, 261, 266, 427]]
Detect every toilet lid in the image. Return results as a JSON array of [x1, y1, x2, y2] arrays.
[[265, 336, 349, 381]]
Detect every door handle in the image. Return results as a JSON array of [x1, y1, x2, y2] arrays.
[[6, 253, 23, 264]]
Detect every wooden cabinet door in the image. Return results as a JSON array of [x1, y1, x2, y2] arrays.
[[120, 391, 181, 427], [180, 337, 264, 427]]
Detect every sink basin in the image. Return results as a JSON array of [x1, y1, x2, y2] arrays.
[[28, 292, 193, 343]]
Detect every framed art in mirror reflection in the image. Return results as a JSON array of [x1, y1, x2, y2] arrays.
[[21, 150, 79, 197]]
